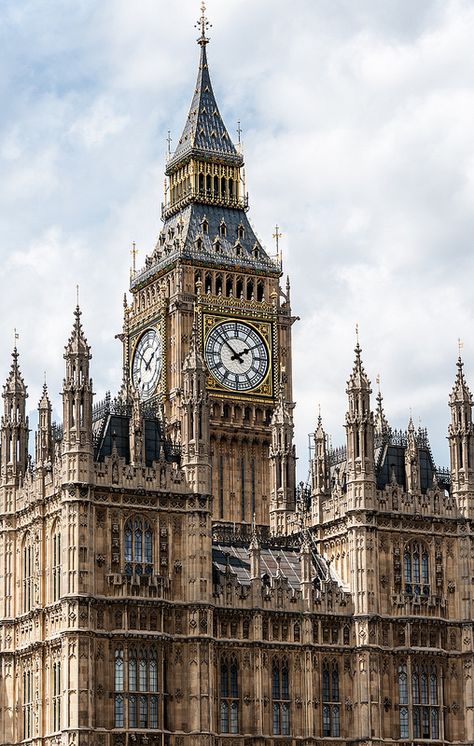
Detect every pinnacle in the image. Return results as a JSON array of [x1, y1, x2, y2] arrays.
[[347, 341, 371, 392], [3, 345, 27, 397], [64, 304, 91, 360], [450, 354, 473, 406]]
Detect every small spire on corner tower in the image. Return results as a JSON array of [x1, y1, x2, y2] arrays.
[[196, 1, 211, 46]]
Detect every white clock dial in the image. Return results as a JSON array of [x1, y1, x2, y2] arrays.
[[205, 320, 269, 392], [131, 329, 162, 400]]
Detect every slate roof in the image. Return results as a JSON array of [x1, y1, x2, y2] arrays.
[[168, 44, 242, 171], [212, 541, 345, 590], [131, 203, 280, 289]]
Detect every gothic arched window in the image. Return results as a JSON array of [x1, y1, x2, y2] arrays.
[[404, 542, 429, 596], [322, 659, 340, 737], [52, 661, 61, 732], [23, 668, 33, 739], [124, 517, 153, 576], [114, 647, 159, 730], [220, 656, 239, 734], [52, 526, 61, 603], [272, 658, 290, 735], [398, 661, 439, 739], [22, 536, 33, 613]]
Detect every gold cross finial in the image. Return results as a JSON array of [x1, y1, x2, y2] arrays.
[[196, 1, 211, 45], [458, 337, 464, 358]]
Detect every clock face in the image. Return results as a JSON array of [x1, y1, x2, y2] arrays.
[[205, 320, 269, 392], [131, 329, 162, 400]]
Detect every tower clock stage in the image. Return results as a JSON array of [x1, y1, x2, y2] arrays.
[[124, 3, 295, 526]]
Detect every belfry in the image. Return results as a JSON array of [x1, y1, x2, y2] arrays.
[[0, 6, 473, 746]]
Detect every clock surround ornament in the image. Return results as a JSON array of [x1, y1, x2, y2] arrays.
[[131, 328, 162, 401], [204, 318, 270, 393]]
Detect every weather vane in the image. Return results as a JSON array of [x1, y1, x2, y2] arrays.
[[237, 121, 242, 144], [355, 322, 359, 345], [13, 328, 19, 348], [196, 1, 211, 45], [166, 130, 172, 156], [458, 337, 464, 358]]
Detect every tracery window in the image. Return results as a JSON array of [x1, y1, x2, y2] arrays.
[[272, 658, 290, 735], [23, 668, 33, 739], [404, 542, 430, 596], [114, 647, 159, 729], [52, 528, 61, 602], [52, 661, 61, 731], [398, 662, 440, 740], [220, 656, 239, 734], [124, 517, 153, 576], [322, 659, 340, 737], [23, 537, 33, 613]]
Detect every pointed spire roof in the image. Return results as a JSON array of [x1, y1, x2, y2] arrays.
[[314, 407, 325, 440], [168, 10, 241, 171], [38, 381, 51, 411], [3, 346, 27, 398], [64, 306, 91, 359], [347, 342, 371, 392], [374, 377, 389, 436], [450, 356, 473, 406]]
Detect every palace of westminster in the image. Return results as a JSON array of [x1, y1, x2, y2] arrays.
[[1, 7, 473, 746]]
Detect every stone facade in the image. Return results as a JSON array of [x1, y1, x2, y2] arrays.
[[0, 8, 473, 746]]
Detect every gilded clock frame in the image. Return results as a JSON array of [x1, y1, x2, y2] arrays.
[[129, 313, 167, 402], [198, 298, 278, 401]]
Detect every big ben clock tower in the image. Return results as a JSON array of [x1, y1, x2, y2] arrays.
[[122, 5, 295, 527]]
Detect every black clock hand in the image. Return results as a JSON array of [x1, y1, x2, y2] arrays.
[[144, 349, 156, 371], [223, 339, 244, 364]]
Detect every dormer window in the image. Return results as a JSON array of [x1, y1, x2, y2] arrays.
[[235, 242, 242, 257], [201, 218, 208, 234], [220, 220, 227, 238], [253, 243, 260, 259], [196, 237, 203, 252], [214, 239, 221, 253], [237, 224, 245, 240]]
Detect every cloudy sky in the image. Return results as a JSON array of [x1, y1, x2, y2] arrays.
[[1, 0, 473, 476]]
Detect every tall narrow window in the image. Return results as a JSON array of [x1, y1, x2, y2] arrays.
[[398, 661, 440, 740], [115, 647, 160, 730], [23, 669, 33, 739], [23, 539, 33, 613], [322, 659, 340, 737], [124, 518, 153, 576], [52, 529, 61, 602], [220, 656, 239, 734], [52, 661, 61, 731], [272, 658, 290, 735], [404, 542, 430, 596]]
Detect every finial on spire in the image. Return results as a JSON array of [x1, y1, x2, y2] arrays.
[[130, 242, 138, 275], [13, 328, 19, 350], [237, 120, 242, 144], [355, 322, 360, 346], [76, 284, 80, 308], [196, 1, 211, 46], [458, 337, 464, 360]]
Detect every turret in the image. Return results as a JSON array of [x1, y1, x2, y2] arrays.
[[35, 382, 53, 467], [345, 341, 375, 507], [310, 411, 329, 526], [1, 346, 29, 488], [180, 320, 211, 494], [62, 306, 94, 483], [269, 378, 297, 534], [448, 356, 474, 515], [405, 417, 420, 494]]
